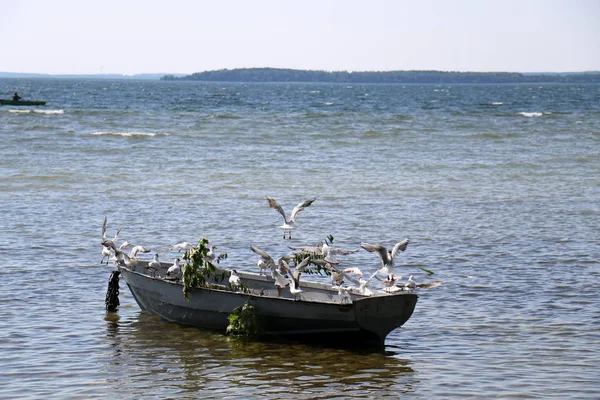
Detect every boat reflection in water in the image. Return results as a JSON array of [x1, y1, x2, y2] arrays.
[[103, 311, 418, 398]]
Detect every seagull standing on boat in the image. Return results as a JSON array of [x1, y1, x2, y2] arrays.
[[204, 245, 217, 263], [288, 270, 303, 300], [403, 275, 416, 293], [272, 267, 290, 296], [166, 258, 182, 280], [310, 258, 343, 285], [229, 270, 241, 291], [337, 285, 352, 304], [361, 239, 409, 278], [266, 196, 316, 239], [383, 274, 399, 292], [147, 253, 161, 277]]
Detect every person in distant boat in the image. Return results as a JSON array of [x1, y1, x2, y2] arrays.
[[12, 92, 22, 101]]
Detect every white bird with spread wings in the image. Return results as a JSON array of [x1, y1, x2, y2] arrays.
[[266, 196, 316, 239], [361, 239, 410, 278]]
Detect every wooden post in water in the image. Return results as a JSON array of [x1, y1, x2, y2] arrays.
[[105, 271, 121, 311]]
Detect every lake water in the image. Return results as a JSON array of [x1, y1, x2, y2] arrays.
[[1, 79, 599, 399]]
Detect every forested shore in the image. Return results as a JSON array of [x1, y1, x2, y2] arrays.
[[162, 68, 600, 84]]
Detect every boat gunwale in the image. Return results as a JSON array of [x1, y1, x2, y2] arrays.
[[122, 261, 418, 305]]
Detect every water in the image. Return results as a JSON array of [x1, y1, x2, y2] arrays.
[[1, 79, 599, 399]]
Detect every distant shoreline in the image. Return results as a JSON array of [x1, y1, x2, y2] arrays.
[[2, 68, 600, 84], [162, 68, 600, 84]]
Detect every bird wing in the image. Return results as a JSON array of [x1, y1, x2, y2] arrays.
[[294, 256, 311, 274], [288, 197, 316, 223], [266, 196, 287, 222], [360, 243, 388, 263], [290, 269, 302, 289], [130, 245, 151, 257], [288, 245, 322, 254], [330, 247, 360, 255], [251, 245, 275, 264], [102, 216, 107, 239], [390, 239, 410, 259], [342, 267, 363, 278]]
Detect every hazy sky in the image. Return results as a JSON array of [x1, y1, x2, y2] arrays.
[[1, 0, 598, 75]]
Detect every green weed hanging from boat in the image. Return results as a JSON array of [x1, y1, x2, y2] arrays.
[[226, 301, 263, 337]]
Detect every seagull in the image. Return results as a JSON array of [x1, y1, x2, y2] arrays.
[[101, 216, 121, 262], [342, 267, 364, 278], [278, 257, 291, 275], [321, 241, 359, 264], [115, 244, 151, 269], [101, 245, 112, 264], [290, 241, 358, 263], [337, 285, 352, 304], [288, 244, 323, 254], [129, 245, 151, 258], [257, 258, 268, 275], [272, 267, 290, 296], [310, 259, 343, 285], [251, 245, 277, 272], [357, 277, 374, 296], [101, 216, 121, 245], [266, 196, 316, 239], [292, 256, 311, 275], [204, 245, 217, 263], [147, 254, 161, 277], [288, 270, 303, 300], [166, 258, 182, 280], [101, 239, 132, 267], [229, 270, 241, 291], [403, 275, 416, 292], [165, 242, 194, 253], [361, 239, 410, 277], [383, 274, 399, 292]]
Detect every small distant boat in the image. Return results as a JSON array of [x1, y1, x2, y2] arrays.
[[0, 99, 47, 106], [118, 261, 419, 348]]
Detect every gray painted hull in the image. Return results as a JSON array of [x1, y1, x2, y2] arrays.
[[119, 262, 418, 348]]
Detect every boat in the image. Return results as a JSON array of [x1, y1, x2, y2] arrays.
[[118, 260, 418, 348], [0, 99, 46, 106]]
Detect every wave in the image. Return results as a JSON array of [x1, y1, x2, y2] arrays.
[[89, 131, 170, 137], [8, 109, 64, 115], [518, 112, 552, 118]]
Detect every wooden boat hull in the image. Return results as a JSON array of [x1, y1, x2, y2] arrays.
[[119, 262, 418, 348], [0, 99, 46, 106]]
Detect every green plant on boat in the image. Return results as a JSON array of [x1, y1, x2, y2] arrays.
[[291, 234, 335, 276], [226, 301, 263, 337], [181, 238, 228, 300]]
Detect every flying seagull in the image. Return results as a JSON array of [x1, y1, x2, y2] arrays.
[[266, 196, 316, 239], [250, 245, 277, 273], [361, 239, 410, 277]]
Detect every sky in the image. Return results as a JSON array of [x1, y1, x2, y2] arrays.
[[1, 0, 599, 75]]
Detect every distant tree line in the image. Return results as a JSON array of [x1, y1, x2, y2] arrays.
[[162, 68, 600, 84]]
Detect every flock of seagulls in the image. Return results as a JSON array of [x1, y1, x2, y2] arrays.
[[101, 196, 425, 302]]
